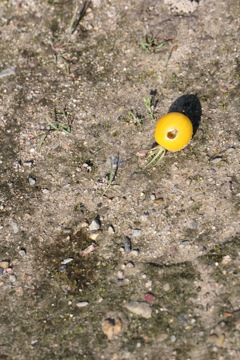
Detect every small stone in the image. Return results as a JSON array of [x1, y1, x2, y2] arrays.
[[124, 236, 132, 253], [154, 197, 164, 205], [79, 221, 89, 228], [171, 335, 177, 342], [145, 280, 152, 289], [89, 231, 101, 240], [10, 220, 20, 234], [0, 268, 4, 276], [5, 267, 13, 274], [163, 283, 170, 292], [144, 292, 155, 304], [76, 301, 89, 308], [125, 261, 134, 268], [150, 193, 156, 201], [158, 333, 168, 342], [131, 249, 140, 256], [117, 270, 124, 279], [188, 220, 198, 230], [62, 228, 72, 234], [216, 334, 225, 347], [9, 274, 17, 282], [140, 212, 149, 222], [235, 317, 240, 330], [132, 229, 141, 237], [80, 243, 97, 256], [221, 255, 232, 265], [207, 334, 217, 344], [108, 225, 115, 234], [89, 216, 101, 231], [180, 240, 191, 247], [42, 188, 49, 194], [0, 261, 10, 269], [226, 147, 235, 153], [28, 176, 36, 186], [61, 258, 74, 265], [102, 317, 123, 340], [122, 278, 130, 286], [6, 282, 13, 287], [59, 265, 67, 272], [211, 157, 222, 164], [19, 248, 26, 257], [124, 301, 152, 319], [16, 286, 24, 296]]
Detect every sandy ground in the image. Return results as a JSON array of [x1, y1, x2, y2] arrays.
[[0, 0, 240, 359]]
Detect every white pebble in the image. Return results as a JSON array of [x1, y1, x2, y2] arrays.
[[28, 177, 36, 186], [163, 283, 170, 291], [76, 301, 89, 308], [131, 249, 140, 256], [124, 301, 152, 319], [61, 258, 74, 265], [89, 217, 101, 231]]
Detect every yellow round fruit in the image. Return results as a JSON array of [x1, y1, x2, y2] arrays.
[[154, 112, 193, 152]]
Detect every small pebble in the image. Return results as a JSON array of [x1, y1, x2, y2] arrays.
[[0, 268, 4, 276], [180, 240, 191, 247], [42, 188, 49, 194], [59, 265, 67, 272], [188, 220, 198, 230], [10, 220, 20, 234], [171, 335, 177, 342], [145, 280, 152, 289], [28, 176, 36, 186], [89, 216, 101, 231], [61, 258, 74, 265], [62, 228, 72, 234], [125, 261, 134, 268], [144, 292, 155, 304], [102, 317, 123, 340], [124, 301, 152, 319], [108, 225, 115, 234], [19, 249, 26, 256], [154, 197, 164, 205], [211, 157, 222, 164], [131, 249, 140, 256], [5, 267, 13, 274], [207, 332, 225, 347], [221, 255, 232, 265], [117, 270, 124, 279], [216, 334, 225, 347], [9, 274, 17, 282], [0, 261, 10, 269], [16, 286, 24, 297], [132, 229, 141, 237], [6, 282, 13, 287], [163, 283, 170, 292], [158, 333, 168, 342], [89, 231, 101, 240], [76, 301, 89, 308], [226, 147, 235, 153], [150, 193, 156, 201], [124, 236, 132, 253]]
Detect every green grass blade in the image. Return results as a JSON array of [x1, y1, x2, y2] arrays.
[[38, 134, 48, 152]]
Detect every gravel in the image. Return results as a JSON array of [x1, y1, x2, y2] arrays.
[[89, 216, 101, 231], [124, 301, 152, 319]]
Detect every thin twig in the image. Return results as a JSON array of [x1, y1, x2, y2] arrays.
[[71, 1, 91, 34]]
